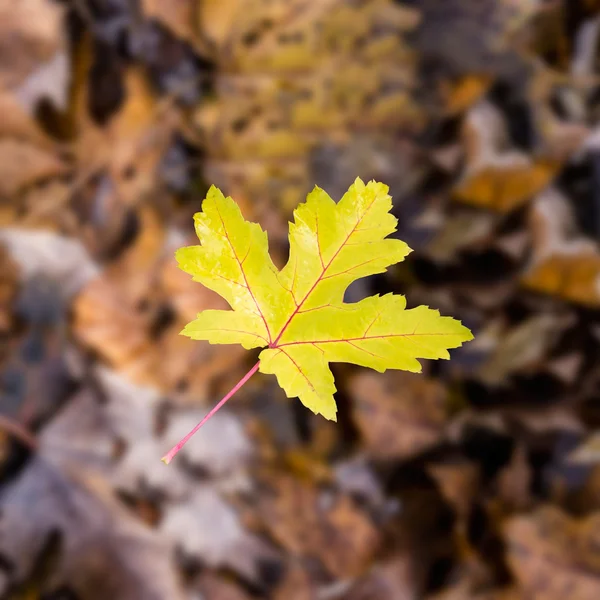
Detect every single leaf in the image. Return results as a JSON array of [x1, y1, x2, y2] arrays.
[[164, 178, 473, 461]]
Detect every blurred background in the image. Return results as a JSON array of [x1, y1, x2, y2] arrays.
[[2, 0, 600, 598]]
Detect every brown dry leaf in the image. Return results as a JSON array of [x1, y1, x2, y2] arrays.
[[442, 75, 493, 116], [429, 582, 524, 600], [569, 466, 600, 513], [0, 0, 66, 90], [76, 65, 178, 207], [454, 101, 557, 213], [0, 244, 19, 333], [197, 572, 253, 600], [198, 0, 243, 49], [323, 492, 382, 577], [0, 459, 186, 600], [545, 352, 584, 386], [256, 471, 380, 578], [416, 0, 539, 74], [520, 1, 569, 69], [154, 319, 244, 403], [345, 554, 418, 600], [476, 313, 572, 387], [425, 211, 496, 263], [72, 277, 159, 386], [103, 206, 166, 305], [428, 461, 480, 522], [73, 221, 244, 397], [507, 406, 583, 436], [526, 259, 600, 301], [0, 389, 185, 600], [493, 444, 533, 512], [272, 562, 315, 600], [503, 507, 600, 600], [141, 0, 197, 47], [17, 180, 73, 231], [351, 371, 449, 460], [0, 139, 68, 197], [536, 109, 589, 161], [522, 189, 600, 307], [0, 1, 67, 206], [0, 92, 55, 144]]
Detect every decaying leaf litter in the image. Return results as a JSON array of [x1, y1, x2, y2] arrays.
[[2, 0, 600, 598]]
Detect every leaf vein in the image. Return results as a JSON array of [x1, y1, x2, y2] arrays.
[[213, 200, 272, 342], [271, 192, 380, 345]]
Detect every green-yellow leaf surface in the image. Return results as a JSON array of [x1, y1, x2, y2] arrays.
[[177, 178, 473, 422]]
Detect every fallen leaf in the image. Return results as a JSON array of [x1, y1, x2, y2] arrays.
[[428, 461, 480, 522], [0, 0, 66, 90], [454, 101, 557, 213], [163, 409, 253, 476], [504, 507, 600, 600], [198, 0, 243, 49], [476, 314, 572, 386], [176, 180, 470, 433], [351, 371, 449, 460], [443, 75, 493, 116], [15, 48, 71, 113], [76, 65, 178, 207], [425, 211, 496, 264], [0, 228, 98, 298], [0, 388, 185, 599], [197, 572, 253, 600], [333, 455, 385, 508], [0, 139, 68, 197], [0, 458, 185, 600], [0, 91, 56, 143], [160, 487, 278, 583], [345, 554, 418, 600], [141, 0, 197, 48], [522, 189, 600, 307], [103, 206, 166, 305], [18, 180, 72, 230], [272, 561, 315, 600], [91, 367, 191, 500], [493, 444, 533, 511], [255, 470, 380, 578], [568, 432, 600, 465], [429, 581, 523, 600], [72, 277, 158, 385], [156, 319, 247, 403], [0, 243, 19, 333]]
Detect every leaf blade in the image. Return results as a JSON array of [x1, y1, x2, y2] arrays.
[[280, 295, 473, 371], [173, 179, 473, 436], [181, 310, 269, 349], [259, 345, 337, 420], [176, 185, 292, 344], [276, 178, 411, 321]]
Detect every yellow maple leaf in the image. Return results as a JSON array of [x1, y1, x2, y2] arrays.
[[163, 178, 472, 462]]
